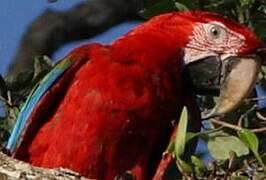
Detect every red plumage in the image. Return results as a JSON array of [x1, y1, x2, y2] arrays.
[[12, 11, 262, 179]]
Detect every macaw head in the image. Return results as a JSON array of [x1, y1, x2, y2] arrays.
[[180, 11, 264, 118], [113, 11, 264, 118], [147, 11, 264, 118]]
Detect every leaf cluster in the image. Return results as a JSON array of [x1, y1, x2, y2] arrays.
[[172, 107, 266, 179]]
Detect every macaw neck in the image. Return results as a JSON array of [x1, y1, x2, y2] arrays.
[[110, 25, 189, 74]]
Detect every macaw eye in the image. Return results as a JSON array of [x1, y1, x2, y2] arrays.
[[208, 24, 222, 39]]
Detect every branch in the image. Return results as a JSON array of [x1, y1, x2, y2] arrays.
[[0, 152, 90, 179], [8, 0, 143, 75], [209, 118, 266, 133]]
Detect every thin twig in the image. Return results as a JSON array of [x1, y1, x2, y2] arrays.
[[249, 151, 266, 164], [256, 112, 266, 121], [251, 126, 266, 133], [201, 126, 224, 135], [238, 104, 257, 127], [246, 96, 266, 102], [209, 118, 243, 131], [7, 91, 13, 107], [209, 118, 266, 133]]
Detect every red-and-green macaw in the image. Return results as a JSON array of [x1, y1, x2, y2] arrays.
[[6, 11, 264, 179]]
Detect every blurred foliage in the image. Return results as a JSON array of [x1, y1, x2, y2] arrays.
[[141, 0, 266, 41], [0, 56, 53, 148], [0, 0, 266, 179]]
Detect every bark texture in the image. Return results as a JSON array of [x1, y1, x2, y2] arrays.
[[0, 152, 90, 180]]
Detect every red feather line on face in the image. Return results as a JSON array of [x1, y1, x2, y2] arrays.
[[193, 11, 262, 54], [173, 11, 262, 64], [184, 21, 247, 64]]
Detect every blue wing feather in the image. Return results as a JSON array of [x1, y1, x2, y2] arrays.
[[6, 57, 72, 153]]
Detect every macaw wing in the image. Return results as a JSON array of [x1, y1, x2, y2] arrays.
[[6, 54, 89, 154]]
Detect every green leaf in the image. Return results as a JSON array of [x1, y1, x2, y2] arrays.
[[238, 129, 266, 172], [174, 106, 188, 158], [207, 131, 249, 160], [176, 158, 193, 175], [228, 151, 237, 170], [174, 2, 189, 11], [237, 129, 258, 153], [33, 56, 53, 80], [186, 132, 199, 143], [240, 0, 255, 7], [166, 141, 175, 153], [229, 176, 249, 180], [191, 155, 206, 171]]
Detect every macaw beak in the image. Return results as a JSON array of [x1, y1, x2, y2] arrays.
[[185, 55, 261, 119]]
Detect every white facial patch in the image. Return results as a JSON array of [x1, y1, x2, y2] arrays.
[[184, 21, 246, 64]]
